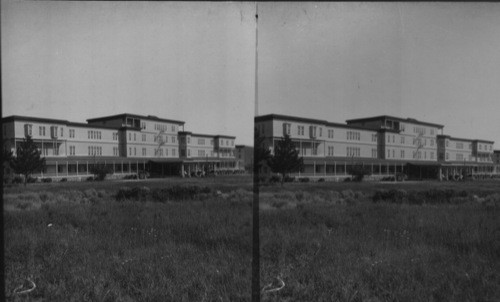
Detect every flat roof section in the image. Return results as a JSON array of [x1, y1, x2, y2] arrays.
[[346, 115, 444, 129], [2, 115, 70, 125], [86, 113, 185, 125], [254, 114, 378, 132], [437, 135, 474, 142]]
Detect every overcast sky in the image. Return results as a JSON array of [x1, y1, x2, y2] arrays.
[[3, 2, 500, 147], [257, 2, 500, 145], [2, 1, 255, 145]]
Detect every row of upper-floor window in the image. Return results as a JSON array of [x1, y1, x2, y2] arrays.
[[21, 124, 236, 147], [326, 146, 377, 159], [282, 123, 369, 141], [279, 122, 438, 137], [154, 123, 177, 132], [385, 134, 436, 147], [439, 152, 474, 161], [441, 140, 493, 151], [88, 146, 102, 156], [413, 126, 435, 135], [128, 147, 177, 157], [386, 149, 436, 160], [23, 124, 103, 140], [280, 123, 441, 145], [385, 149, 435, 160]]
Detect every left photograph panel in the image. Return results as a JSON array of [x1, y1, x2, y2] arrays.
[[2, 1, 255, 300]]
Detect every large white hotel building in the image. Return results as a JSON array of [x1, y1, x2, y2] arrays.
[[255, 114, 497, 180], [2, 113, 239, 179]]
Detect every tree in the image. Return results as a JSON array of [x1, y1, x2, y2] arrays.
[[10, 135, 46, 186], [268, 134, 303, 185], [3, 148, 14, 184], [253, 127, 271, 174]]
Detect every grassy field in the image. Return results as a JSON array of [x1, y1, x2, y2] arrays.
[[3, 178, 500, 301]]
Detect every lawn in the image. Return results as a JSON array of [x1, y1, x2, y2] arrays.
[[3, 178, 500, 301]]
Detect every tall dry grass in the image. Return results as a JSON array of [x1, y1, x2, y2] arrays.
[[4, 188, 252, 301]]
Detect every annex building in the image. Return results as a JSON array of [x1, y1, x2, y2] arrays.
[[255, 114, 497, 180], [2, 113, 238, 180]]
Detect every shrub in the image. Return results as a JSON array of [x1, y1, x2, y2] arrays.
[[115, 185, 212, 202], [116, 187, 149, 202], [90, 163, 112, 181], [86, 176, 94, 181], [341, 189, 355, 199], [396, 172, 407, 181], [318, 178, 325, 182], [299, 177, 310, 183], [270, 175, 281, 184], [284, 175, 295, 182], [41, 178, 52, 183], [84, 188, 98, 199], [39, 192, 54, 202], [27, 176, 37, 183], [12, 176, 23, 184], [348, 164, 372, 182], [60, 178, 67, 182]]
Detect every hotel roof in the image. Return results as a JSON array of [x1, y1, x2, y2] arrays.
[[2, 115, 119, 130], [346, 115, 444, 129], [437, 135, 474, 142], [2, 115, 70, 124], [86, 113, 185, 125], [254, 114, 378, 131]]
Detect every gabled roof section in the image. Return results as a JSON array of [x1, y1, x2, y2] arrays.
[[86, 113, 185, 125], [346, 115, 444, 129]]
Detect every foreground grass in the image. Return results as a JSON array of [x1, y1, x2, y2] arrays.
[[4, 179, 500, 301], [259, 185, 500, 301], [4, 191, 252, 301]]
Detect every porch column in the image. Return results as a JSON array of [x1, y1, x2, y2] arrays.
[[86, 161, 89, 175], [76, 161, 79, 176], [56, 161, 58, 177], [334, 161, 336, 176], [344, 162, 347, 175], [313, 161, 316, 177], [324, 161, 326, 176], [181, 164, 185, 177], [66, 161, 69, 176], [379, 163, 382, 175]]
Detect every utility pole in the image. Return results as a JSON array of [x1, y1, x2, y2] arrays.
[[252, 2, 260, 302]]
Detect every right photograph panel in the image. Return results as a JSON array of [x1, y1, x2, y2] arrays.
[[254, 3, 500, 301]]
